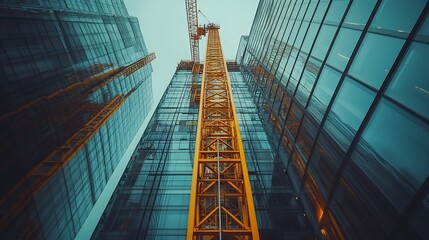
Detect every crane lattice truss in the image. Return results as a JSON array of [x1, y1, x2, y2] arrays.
[[185, 0, 200, 62], [187, 24, 259, 240]]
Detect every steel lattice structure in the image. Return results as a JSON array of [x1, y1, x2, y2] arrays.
[[185, 0, 200, 62], [187, 24, 259, 240]]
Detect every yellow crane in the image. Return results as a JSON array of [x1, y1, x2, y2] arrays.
[[184, 1, 259, 239]]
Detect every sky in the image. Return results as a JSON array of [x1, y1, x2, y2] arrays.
[[76, 1, 259, 239], [127, 0, 260, 107]]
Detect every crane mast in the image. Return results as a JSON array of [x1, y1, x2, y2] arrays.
[[187, 24, 260, 239]]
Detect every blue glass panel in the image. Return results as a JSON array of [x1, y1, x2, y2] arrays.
[[301, 22, 320, 53], [324, 0, 350, 25], [349, 33, 404, 89], [386, 42, 429, 119], [307, 66, 341, 123], [313, 1, 329, 23], [344, 0, 376, 28], [312, 24, 337, 60], [304, 1, 318, 21], [358, 98, 429, 190], [325, 78, 375, 150], [371, 0, 427, 34], [327, 27, 361, 71], [296, 56, 321, 105]]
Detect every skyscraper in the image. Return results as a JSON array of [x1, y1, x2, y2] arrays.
[[0, 0, 154, 239], [238, 0, 429, 238], [92, 61, 314, 239]]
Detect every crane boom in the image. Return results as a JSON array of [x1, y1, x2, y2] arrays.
[[185, 0, 201, 62], [187, 24, 260, 240]]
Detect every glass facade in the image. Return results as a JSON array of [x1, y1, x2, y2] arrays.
[[92, 63, 314, 239], [238, 0, 429, 239], [0, 1, 153, 239]]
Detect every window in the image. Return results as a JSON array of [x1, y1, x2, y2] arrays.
[[386, 42, 429, 119], [296, 116, 318, 159], [313, 0, 330, 23], [371, 0, 427, 34], [343, 0, 377, 28], [325, 78, 375, 150], [349, 33, 404, 89], [356, 98, 429, 190], [309, 132, 345, 199], [324, 0, 350, 25], [307, 66, 341, 123], [327, 27, 361, 71], [301, 22, 320, 53], [286, 102, 304, 139], [296, 56, 321, 105], [312, 24, 337, 60]]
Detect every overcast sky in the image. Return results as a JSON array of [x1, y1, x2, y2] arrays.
[[76, 1, 259, 239], [126, 0, 260, 107]]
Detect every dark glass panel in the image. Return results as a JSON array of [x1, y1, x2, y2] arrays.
[[286, 102, 304, 139], [296, 116, 318, 159], [308, 132, 345, 200]]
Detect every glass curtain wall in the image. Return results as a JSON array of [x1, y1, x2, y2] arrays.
[[0, 1, 153, 239], [239, 0, 429, 239], [92, 64, 314, 239]]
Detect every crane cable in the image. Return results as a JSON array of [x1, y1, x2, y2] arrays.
[[198, 10, 211, 23]]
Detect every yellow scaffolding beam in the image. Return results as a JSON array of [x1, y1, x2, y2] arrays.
[[187, 24, 259, 240]]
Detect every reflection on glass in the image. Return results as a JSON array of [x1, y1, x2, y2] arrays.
[[386, 42, 429, 119], [313, 1, 329, 23], [296, 57, 321, 105], [296, 116, 317, 159], [397, 193, 429, 239], [325, 78, 375, 150], [371, 0, 427, 33], [301, 23, 320, 53], [327, 28, 361, 71], [349, 33, 404, 89], [344, 0, 376, 28], [312, 24, 337, 60], [324, 0, 350, 25], [308, 132, 345, 200], [307, 66, 341, 123], [330, 164, 396, 239], [295, 21, 310, 48], [304, 2, 318, 21], [358, 98, 429, 190], [286, 102, 304, 139]]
